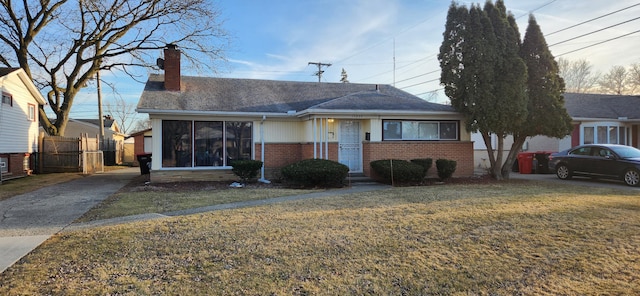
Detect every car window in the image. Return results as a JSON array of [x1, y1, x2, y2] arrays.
[[611, 146, 640, 159], [597, 148, 613, 158], [570, 147, 591, 156]]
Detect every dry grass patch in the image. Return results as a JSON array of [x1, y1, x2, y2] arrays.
[[1, 182, 639, 295], [77, 187, 318, 222]]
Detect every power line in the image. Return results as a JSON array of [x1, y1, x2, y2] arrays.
[[547, 2, 640, 36], [549, 16, 640, 47], [515, 0, 558, 19], [394, 69, 439, 84], [556, 28, 640, 57]]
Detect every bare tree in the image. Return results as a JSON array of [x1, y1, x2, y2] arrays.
[[0, 0, 229, 136], [599, 65, 628, 95], [104, 94, 137, 135], [627, 63, 640, 94], [557, 58, 600, 93], [132, 117, 152, 133]]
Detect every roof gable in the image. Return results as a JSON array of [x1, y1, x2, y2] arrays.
[[0, 67, 46, 105], [137, 75, 454, 115]]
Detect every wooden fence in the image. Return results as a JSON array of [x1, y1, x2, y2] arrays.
[[35, 133, 106, 174]]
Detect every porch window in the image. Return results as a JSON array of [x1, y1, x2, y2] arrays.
[[583, 124, 627, 145], [382, 120, 459, 141], [161, 120, 253, 168], [584, 127, 594, 144]]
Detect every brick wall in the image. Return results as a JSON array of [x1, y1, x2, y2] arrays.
[[0, 153, 30, 180], [149, 141, 473, 183], [363, 141, 474, 177]]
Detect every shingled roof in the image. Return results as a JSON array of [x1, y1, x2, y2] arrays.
[[137, 75, 454, 115], [564, 93, 640, 120]]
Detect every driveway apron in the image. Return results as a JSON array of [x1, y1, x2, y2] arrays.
[[0, 168, 138, 273]]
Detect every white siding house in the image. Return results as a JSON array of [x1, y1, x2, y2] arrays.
[[0, 68, 46, 179]]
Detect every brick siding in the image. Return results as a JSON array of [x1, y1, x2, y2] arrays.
[[363, 141, 474, 177]]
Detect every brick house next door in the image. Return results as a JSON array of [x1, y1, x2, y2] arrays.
[[339, 120, 362, 172]]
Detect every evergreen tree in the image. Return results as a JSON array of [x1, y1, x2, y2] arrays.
[[439, 0, 527, 180], [340, 68, 349, 83], [507, 15, 573, 177]]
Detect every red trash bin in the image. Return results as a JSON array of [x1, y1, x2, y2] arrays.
[[517, 152, 535, 174]]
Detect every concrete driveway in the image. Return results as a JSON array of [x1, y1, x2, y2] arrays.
[[0, 167, 139, 273], [510, 172, 640, 191]]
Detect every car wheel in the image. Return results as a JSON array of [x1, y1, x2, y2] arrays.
[[623, 169, 640, 187], [556, 164, 572, 180]]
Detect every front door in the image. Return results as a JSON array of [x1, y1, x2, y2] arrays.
[[339, 121, 362, 172]]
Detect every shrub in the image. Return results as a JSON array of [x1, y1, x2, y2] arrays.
[[230, 160, 263, 182], [436, 158, 457, 181], [281, 159, 349, 188], [370, 159, 425, 184], [410, 158, 433, 177]]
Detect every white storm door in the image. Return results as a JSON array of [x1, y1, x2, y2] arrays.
[[338, 121, 362, 172]]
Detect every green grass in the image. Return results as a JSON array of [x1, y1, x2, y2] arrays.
[[1, 181, 639, 295]]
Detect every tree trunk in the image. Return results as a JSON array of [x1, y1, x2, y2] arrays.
[[502, 135, 526, 179]]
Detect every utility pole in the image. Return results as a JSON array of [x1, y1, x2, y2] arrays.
[[96, 41, 104, 138], [308, 62, 332, 83]]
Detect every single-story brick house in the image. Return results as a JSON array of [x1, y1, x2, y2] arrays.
[[525, 93, 640, 152], [473, 93, 640, 170], [136, 45, 473, 183]]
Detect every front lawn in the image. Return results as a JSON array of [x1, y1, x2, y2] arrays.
[[1, 181, 638, 295]]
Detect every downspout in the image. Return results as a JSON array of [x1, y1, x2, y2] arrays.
[[324, 118, 329, 160], [258, 115, 270, 183], [313, 117, 317, 158]]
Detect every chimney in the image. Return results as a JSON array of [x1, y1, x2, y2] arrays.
[[163, 44, 181, 91]]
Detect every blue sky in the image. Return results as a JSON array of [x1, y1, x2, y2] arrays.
[[70, 0, 640, 127]]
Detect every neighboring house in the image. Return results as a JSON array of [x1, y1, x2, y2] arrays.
[[128, 128, 152, 165], [64, 116, 126, 142], [526, 93, 640, 152], [62, 117, 127, 164], [136, 45, 474, 183], [0, 68, 46, 180], [473, 93, 640, 170]]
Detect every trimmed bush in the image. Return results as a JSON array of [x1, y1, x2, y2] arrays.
[[410, 158, 433, 177], [436, 158, 457, 181], [370, 159, 425, 184], [230, 160, 263, 182], [281, 159, 349, 188]]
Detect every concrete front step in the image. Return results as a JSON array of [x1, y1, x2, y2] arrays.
[[346, 173, 377, 184]]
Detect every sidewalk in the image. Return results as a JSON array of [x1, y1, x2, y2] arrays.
[[0, 168, 139, 273]]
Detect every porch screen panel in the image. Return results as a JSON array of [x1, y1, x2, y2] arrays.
[[162, 120, 192, 167], [225, 122, 253, 165], [583, 127, 594, 144], [609, 126, 618, 144], [597, 126, 607, 144], [194, 121, 223, 166], [619, 127, 627, 145]]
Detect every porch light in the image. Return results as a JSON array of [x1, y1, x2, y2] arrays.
[[327, 118, 334, 123]]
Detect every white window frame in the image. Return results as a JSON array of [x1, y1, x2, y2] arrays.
[[382, 120, 459, 141]]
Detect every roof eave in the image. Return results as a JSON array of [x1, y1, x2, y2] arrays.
[[572, 117, 640, 123], [135, 108, 298, 118], [297, 108, 462, 117]]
